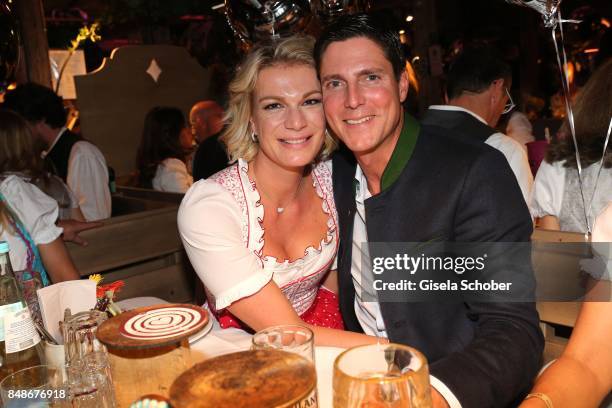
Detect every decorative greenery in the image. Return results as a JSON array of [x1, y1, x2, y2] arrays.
[[69, 22, 101, 51], [55, 22, 101, 92]]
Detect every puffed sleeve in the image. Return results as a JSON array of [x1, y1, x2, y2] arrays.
[[154, 158, 193, 193], [0, 176, 63, 244], [531, 160, 565, 219], [178, 180, 272, 309]]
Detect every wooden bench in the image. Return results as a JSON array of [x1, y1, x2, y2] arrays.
[[66, 188, 196, 303]]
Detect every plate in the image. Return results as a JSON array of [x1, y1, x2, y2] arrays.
[[97, 304, 208, 350], [188, 315, 213, 345]]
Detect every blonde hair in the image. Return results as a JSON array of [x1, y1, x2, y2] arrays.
[[221, 35, 336, 162]]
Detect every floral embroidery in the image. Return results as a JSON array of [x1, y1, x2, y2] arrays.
[[210, 163, 250, 245], [209, 160, 342, 330]]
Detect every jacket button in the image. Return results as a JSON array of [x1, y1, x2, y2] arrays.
[[393, 321, 404, 329]]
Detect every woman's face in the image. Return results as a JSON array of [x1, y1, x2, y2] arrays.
[[179, 126, 194, 150], [250, 63, 325, 171]]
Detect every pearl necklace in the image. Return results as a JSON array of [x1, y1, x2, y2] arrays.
[[251, 168, 304, 214]]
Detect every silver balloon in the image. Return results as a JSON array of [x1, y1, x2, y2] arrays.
[[504, 0, 562, 27], [224, 0, 313, 48], [311, 0, 370, 23]]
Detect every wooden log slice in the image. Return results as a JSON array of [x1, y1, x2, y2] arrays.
[[97, 304, 208, 350], [170, 350, 317, 408]]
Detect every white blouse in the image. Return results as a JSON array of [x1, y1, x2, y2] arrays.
[[178, 159, 338, 313], [0, 176, 63, 272], [531, 159, 612, 232], [152, 158, 193, 193], [1, 172, 79, 220]]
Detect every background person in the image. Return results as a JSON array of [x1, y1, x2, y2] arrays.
[[189, 100, 229, 181], [3, 83, 111, 221], [506, 111, 536, 151], [0, 108, 84, 222], [0, 110, 81, 325], [531, 58, 612, 232], [422, 46, 533, 206], [136, 106, 194, 193]]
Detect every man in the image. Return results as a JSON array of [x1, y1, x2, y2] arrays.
[[422, 47, 533, 205], [189, 100, 228, 181], [4, 83, 111, 221], [314, 14, 543, 408]]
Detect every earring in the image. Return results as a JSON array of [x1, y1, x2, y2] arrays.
[[250, 130, 258, 143]]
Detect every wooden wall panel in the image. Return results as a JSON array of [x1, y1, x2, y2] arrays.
[[75, 45, 211, 176]]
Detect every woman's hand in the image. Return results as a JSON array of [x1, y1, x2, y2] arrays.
[[58, 219, 103, 246], [226, 281, 380, 348]]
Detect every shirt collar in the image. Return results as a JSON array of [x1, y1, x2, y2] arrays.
[[353, 112, 420, 199], [380, 112, 419, 192], [354, 164, 371, 204], [41, 127, 68, 159], [428, 105, 488, 126]]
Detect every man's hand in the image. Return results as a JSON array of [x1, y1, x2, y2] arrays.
[[431, 387, 451, 408], [58, 219, 104, 246]]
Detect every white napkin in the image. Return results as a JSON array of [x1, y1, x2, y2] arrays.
[[36, 280, 97, 344]]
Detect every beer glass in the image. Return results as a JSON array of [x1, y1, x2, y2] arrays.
[[252, 324, 315, 362], [0, 365, 69, 407], [333, 343, 432, 407]]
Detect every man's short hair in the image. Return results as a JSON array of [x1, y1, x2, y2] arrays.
[[446, 46, 512, 100], [314, 13, 405, 80], [3, 82, 67, 129]]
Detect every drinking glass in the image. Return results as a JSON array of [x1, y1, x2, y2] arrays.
[[65, 355, 116, 408], [0, 365, 69, 407], [252, 324, 314, 362], [333, 343, 432, 408], [62, 310, 108, 364]]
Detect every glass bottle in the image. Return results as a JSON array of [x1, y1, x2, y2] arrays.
[[0, 241, 44, 381]]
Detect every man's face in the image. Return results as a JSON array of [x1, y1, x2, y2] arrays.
[[489, 79, 511, 128], [319, 37, 408, 156], [189, 112, 207, 143]]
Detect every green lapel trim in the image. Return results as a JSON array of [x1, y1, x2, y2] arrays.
[[380, 113, 420, 191]]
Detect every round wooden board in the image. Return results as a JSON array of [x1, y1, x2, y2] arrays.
[[170, 350, 317, 408], [97, 304, 208, 350]]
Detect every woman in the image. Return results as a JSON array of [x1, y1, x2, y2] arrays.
[[0, 109, 83, 221], [136, 106, 194, 193], [178, 36, 379, 348], [531, 59, 612, 232], [520, 203, 612, 408], [0, 110, 81, 324]]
